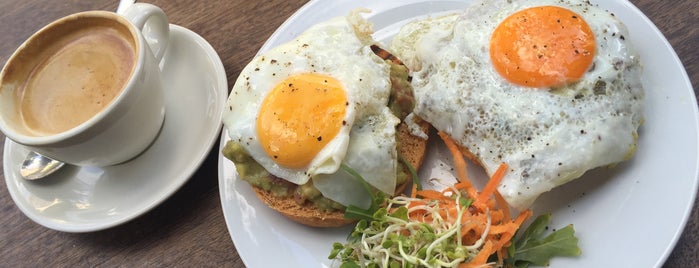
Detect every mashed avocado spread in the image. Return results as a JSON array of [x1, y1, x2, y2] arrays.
[[222, 140, 411, 213], [222, 141, 345, 212]]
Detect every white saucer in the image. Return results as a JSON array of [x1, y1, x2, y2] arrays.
[[3, 24, 228, 232]]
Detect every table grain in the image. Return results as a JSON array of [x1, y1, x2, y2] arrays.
[[0, 0, 696, 267]]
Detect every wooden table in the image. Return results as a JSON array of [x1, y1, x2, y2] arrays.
[[0, 0, 696, 267]]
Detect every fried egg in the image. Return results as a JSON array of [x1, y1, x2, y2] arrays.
[[223, 11, 400, 209], [391, 0, 644, 209]]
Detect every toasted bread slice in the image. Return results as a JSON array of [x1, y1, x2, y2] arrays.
[[252, 119, 430, 227]]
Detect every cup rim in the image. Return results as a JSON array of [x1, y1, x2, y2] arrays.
[[0, 10, 144, 146]]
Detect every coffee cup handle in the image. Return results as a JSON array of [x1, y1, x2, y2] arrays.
[[121, 3, 169, 62]]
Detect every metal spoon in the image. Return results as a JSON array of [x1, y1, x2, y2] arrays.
[[20, 151, 65, 180]]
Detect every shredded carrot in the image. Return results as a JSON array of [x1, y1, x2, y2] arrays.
[[493, 210, 532, 250], [474, 163, 508, 208], [464, 240, 494, 267], [494, 191, 511, 222], [454, 181, 474, 193], [489, 222, 519, 234], [496, 248, 506, 266], [438, 131, 478, 199]]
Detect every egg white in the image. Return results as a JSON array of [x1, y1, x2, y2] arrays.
[[313, 107, 400, 209], [391, 0, 644, 209]]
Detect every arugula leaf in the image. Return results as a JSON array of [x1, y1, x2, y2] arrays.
[[507, 214, 581, 267], [515, 213, 551, 249]]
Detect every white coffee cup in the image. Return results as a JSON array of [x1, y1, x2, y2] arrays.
[[0, 3, 170, 167]]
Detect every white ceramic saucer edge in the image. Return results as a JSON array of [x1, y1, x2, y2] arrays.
[[3, 24, 228, 233]]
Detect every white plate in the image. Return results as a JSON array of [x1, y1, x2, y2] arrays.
[[218, 1, 698, 267], [5, 24, 228, 232]]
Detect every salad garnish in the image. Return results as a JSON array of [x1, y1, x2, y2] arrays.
[[330, 132, 580, 267]]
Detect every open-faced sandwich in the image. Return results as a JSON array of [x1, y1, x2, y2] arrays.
[[221, 10, 430, 227], [391, 0, 644, 210]]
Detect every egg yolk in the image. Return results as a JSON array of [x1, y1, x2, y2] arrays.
[[256, 73, 347, 168], [490, 6, 595, 88]]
